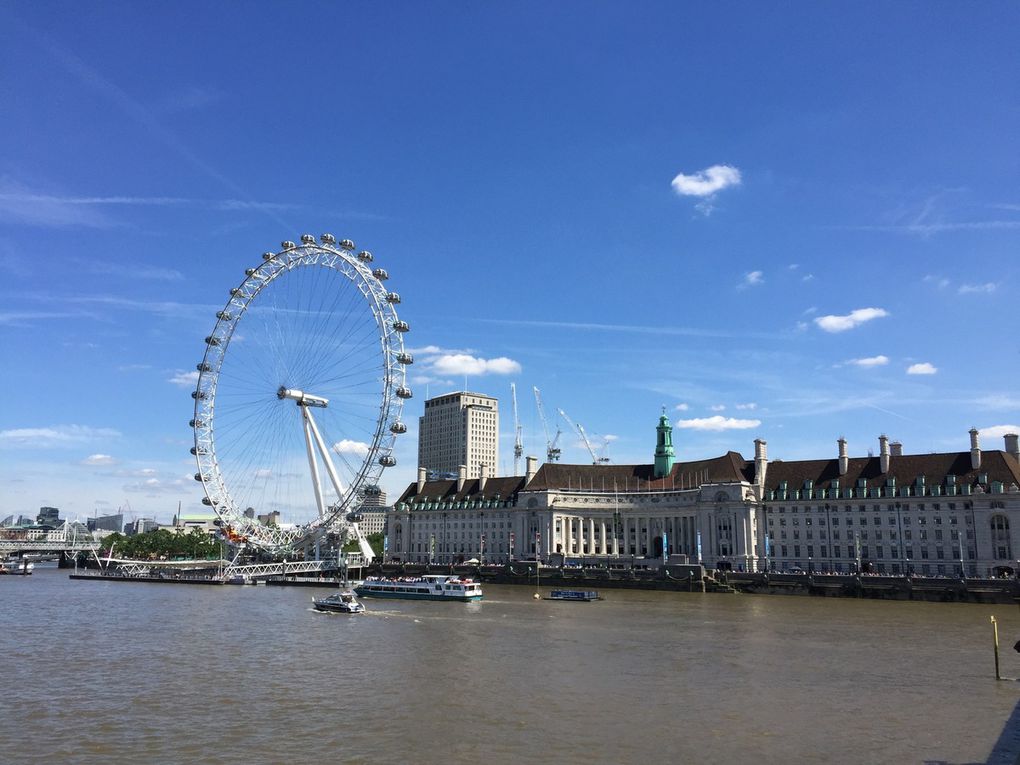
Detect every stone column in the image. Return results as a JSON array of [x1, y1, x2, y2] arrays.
[[600, 520, 607, 555], [587, 518, 595, 556]]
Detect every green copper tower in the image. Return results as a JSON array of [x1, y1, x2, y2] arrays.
[[653, 407, 675, 478]]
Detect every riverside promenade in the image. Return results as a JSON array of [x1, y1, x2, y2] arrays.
[[373, 561, 1020, 603]]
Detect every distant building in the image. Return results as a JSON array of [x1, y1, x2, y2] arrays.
[[257, 510, 281, 527], [125, 518, 159, 536], [37, 507, 61, 527], [391, 419, 1020, 577], [88, 513, 124, 533], [418, 391, 499, 479], [359, 490, 388, 509], [357, 510, 388, 537], [0, 515, 14, 527], [174, 513, 219, 534]]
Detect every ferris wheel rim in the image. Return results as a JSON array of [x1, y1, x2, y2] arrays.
[[190, 234, 410, 551]]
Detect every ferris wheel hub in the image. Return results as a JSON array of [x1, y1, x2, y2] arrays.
[[277, 386, 329, 408]]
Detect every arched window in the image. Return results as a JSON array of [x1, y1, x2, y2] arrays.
[[990, 514, 1012, 560]]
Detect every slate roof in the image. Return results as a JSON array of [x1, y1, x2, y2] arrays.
[[762, 449, 1020, 493], [396, 475, 527, 506], [519, 451, 752, 492]]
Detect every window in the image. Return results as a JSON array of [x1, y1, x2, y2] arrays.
[[991, 515, 1012, 559]]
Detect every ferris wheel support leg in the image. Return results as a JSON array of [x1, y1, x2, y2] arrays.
[[302, 408, 327, 518], [303, 405, 348, 505]]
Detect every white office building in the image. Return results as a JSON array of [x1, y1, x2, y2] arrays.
[[418, 391, 499, 479]]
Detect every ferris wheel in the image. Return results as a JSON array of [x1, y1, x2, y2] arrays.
[[190, 234, 412, 552]]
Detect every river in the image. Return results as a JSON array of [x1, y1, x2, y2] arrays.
[[3, 565, 1020, 764]]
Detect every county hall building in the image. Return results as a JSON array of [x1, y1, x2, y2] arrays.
[[386, 413, 1020, 578]]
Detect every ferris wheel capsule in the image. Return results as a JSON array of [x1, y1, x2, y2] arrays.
[[300, 234, 316, 245], [281, 240, 296, 250], [320, 233, 336, 244], [390, 421, 407, 434], [357, 251, 373, 262], [379, 455, 397, 467], [262, 252, 275, 261], [339, 239, 355, 250], [373, 268, 389, 281]]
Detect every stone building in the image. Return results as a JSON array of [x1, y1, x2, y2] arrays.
[[389, 416, 1020, 577]]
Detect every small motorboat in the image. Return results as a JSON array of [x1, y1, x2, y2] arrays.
[[312, 591, 366, 614]]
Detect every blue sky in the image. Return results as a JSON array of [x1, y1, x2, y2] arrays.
[[1, 2, 1018, 524]]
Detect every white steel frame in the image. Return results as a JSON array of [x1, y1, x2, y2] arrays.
[[192, 235, 409, 552]]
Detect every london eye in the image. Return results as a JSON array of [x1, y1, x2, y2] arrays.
[[190, 234, 412, 553]]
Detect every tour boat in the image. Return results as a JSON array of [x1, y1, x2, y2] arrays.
[[1, 559, 34, 575], [312, 591, 366, 614], [354, 574, 484, 602], [547, 589, 601, 602]]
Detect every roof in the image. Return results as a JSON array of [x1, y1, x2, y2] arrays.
[[763, 450, 1020, 493], [522, 452, 752, 492], [396, 475, 526, 506]]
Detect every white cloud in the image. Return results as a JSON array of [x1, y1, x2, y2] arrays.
[[675, 403, 690, 411], [847, 355, 889, 368], [0, 425, 121, 449], [675, 416, 761, 431], [332, 439, 370, 456], [923, 274, 950, 290], [958, 282, 997, 294], [602, 434, 619, 442], [710, 405, 726, 412], [739, 270, 764, 289], [671, 165, 742, 197], [168, 370, 200, 387], [735, 403, 758, 410], [431, 354, 522, 376], [801, 274, 815, 283], [814, 307, 889, 333], [978, 425, 1020, 439], [907, 362, 937, 375], [81, 453, 116, 466]]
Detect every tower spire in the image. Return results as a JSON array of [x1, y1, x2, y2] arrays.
[[654, 407, 675, 478]]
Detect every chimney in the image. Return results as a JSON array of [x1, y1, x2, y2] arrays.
[[890, 441, 903, 457], [879, 434, 890, 474], [754, 439, 768, 488], [417, 467, 427, 494], [479, 463, 489, 493], [526, 455, 538, 485], [457, 465, 467, 493], [970, 428, 981, 470], [1005, 433, 1020, 463], [838, 437, 849, 476]]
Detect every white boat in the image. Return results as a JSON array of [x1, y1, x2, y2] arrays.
[[355, 574, 484, 601], [1, 559, 34, 575], [312, 591, 365, 614]]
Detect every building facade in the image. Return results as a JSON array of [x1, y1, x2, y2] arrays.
[[417, 391, 499, 479], [390, 418, 1020, 577]]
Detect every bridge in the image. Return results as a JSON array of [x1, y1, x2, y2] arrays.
[[0, 522, 98, 558]]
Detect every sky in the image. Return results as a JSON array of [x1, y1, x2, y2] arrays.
[[1, 2, 1018, 525]]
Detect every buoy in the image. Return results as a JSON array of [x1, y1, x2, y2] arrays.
[[533, 592, 540, 600]]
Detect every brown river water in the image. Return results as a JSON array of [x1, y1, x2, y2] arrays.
[[3, 565, 1020, 764]]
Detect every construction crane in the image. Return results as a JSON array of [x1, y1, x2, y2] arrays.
[[511, 383, 523, 475], [557, 408, 611, 465], [533, 386, 561, 463]]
